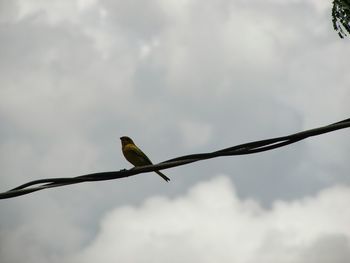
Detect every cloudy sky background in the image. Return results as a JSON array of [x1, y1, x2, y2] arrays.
[[0, 0, 349, 262]]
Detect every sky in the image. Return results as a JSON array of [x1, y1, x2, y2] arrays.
[[0, 0, 349, 262]]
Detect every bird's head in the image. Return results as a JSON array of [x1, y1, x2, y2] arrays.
[[120, 136, 135, 147]]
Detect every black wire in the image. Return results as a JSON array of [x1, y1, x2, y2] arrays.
[[1, 118, 349, 200]]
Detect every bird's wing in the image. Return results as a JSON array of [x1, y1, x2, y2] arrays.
[[131, 145, 153, 164]]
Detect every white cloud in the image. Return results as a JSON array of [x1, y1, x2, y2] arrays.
[[67, 176, 350, 263]]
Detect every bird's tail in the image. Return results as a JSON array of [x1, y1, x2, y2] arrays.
[[155, 170, 170, 182]]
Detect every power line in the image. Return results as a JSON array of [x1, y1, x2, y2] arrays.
[[1, 118, 349, 200]]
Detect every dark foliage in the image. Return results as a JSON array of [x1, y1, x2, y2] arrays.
[[333, 0, 350, 38]]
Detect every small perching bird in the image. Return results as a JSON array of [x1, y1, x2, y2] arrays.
[[120, 136, 170, 182]]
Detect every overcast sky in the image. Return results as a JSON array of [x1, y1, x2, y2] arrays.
[[0, 0, 349, 262]]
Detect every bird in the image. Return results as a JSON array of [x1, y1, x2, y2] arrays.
[[120, 136, 170, 182]]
